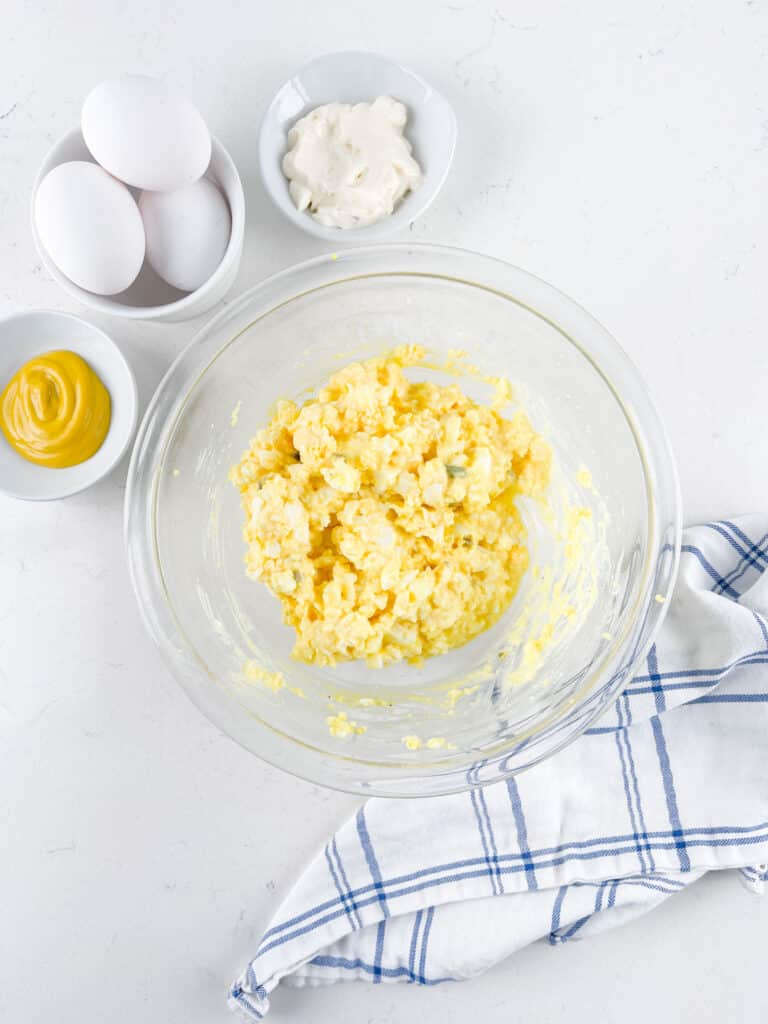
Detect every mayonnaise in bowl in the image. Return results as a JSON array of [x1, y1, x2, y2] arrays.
[[282, 96, 422, 229]]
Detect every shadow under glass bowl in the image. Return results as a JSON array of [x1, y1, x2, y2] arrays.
[[125, 244, 681, 797]]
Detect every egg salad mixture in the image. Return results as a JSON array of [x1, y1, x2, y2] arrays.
[[230, 347, 551, 667]]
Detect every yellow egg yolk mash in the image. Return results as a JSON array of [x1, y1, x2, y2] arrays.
[[230, 347, 551, 667]]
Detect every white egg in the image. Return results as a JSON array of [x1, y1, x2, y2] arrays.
[[138, 178, 231, 292], [34, 161, 145, 295], [82, 74, 211, 192]]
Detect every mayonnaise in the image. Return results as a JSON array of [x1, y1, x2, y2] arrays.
[[282, 96, 422, 229]]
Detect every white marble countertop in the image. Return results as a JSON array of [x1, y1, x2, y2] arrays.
[[2, 1, 766, 1021]]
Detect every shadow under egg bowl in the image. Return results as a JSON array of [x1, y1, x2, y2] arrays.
[[125, 244, 680, 796]]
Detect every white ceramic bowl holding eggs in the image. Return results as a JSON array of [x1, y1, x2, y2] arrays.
[[0, 310, 137, 501], [259, 51, 458, 242], [31, 129, 245, 322]]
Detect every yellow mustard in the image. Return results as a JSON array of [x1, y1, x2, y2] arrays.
[[0, 350, 111, 468]]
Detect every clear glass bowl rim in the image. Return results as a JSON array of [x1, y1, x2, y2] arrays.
[[124, 242, 682, 797]]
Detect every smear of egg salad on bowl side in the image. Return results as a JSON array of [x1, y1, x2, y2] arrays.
[[229, 345, 551, 669]]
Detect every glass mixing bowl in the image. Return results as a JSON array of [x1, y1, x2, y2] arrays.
[[125, 244, 681, 797]]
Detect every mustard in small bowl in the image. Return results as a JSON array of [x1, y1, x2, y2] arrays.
[[0, 310, 137, 501], [1, 349, 111, 468]]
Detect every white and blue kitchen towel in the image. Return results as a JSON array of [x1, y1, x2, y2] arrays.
[[230, 516, 768, 1019]]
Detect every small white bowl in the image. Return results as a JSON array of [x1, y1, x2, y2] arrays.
[[259, 51, 457, 241], [31, 129, 245, 322], [0, 310, 137, 500]]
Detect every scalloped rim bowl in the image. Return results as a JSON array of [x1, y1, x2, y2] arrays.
[[259, 51, 457, 241]]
